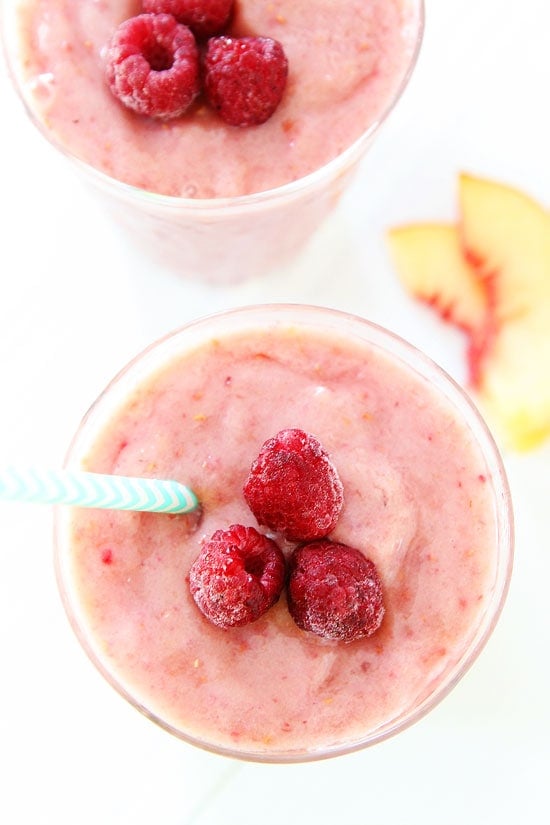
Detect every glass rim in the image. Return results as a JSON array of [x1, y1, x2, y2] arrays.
[[1, 0, 425, 213], [54, 303, 514, 763]]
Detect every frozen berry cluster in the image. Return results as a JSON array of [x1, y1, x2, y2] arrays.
[[104, 1, 288, 125], [189, 429, 385, 642]]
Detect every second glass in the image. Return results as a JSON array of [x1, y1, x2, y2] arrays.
[[1, 0, 424, 283]]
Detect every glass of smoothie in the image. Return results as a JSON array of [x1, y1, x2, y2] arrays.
[[1, 1, 424, 283], [54, 304, 514, 763]]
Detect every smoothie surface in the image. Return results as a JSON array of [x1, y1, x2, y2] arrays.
[[61, 321, 502, 757], [13, 0, 421, 196]]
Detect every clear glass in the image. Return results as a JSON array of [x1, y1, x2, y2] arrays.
[[54, 304, 514, 763], [1, 1, 424, 284]]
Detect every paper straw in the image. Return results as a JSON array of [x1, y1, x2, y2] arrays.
[[0, 466, 199, 515]]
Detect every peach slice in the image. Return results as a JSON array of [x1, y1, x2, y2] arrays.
[[459, 173, 550, 323], [386, 222, 493, 387], [459, 174, 550, 450], [477, 310, 550, 450], [386, 223, 488, 332]]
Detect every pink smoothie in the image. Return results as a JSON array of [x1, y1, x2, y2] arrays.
[[6, 1, 423, 282], [12, 0, 422, 197], [56, 306, 512, 760]]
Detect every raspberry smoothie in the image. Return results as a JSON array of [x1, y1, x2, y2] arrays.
[[55, 305, 513, 761], [3, 1, 424, 281]]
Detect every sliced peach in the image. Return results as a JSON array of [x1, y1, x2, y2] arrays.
[[478, 310, 550, 450], [387, 223, 488, 332], [458, 174, 550, 450], [459, 173, 550, 320]]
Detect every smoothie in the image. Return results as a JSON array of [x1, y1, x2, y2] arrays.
[[3, 1, 424, 282], [10, 0, 421, 197], [55, 305, 513, 761]]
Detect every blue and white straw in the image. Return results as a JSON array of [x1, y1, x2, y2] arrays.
[[0, 466, 199, 515]]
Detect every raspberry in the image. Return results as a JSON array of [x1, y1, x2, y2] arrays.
[[189, 525, 286, 628], [243, 429, 344, 542], [287, 541, 385, 642], [204, 36, 288, 127], [142, 0, 234, 39], [105, 14, 200, 119]]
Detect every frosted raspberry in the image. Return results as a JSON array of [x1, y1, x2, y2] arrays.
[[243, 429, 344, 542], [189, 525, 285, 628], [142, 0, 234, 39], [204, 36, 288, 126], [287, 541, 385, 642], [105, 14, 200, 119]]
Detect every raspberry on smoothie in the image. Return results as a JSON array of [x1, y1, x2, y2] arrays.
[[243, 428, 344, 542], [189, 524, 286, 628], [142, 0, 235, 39], [105, 14, 201, 119], [287, 540, 385, 642], [204, 35, 288, 126]]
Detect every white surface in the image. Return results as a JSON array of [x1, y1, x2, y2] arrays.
[[0, 1, 549, 822]]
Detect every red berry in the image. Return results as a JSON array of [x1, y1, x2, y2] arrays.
[[204, 36, 288, 127], [189, 525, 286, 628], [105, 14, 200, 119], [287, 541, 385, 642], [244, 429, 343, 542], [142, 0, 234, 39]]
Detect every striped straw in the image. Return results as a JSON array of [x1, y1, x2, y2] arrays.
[[0, 466, 199, 515]]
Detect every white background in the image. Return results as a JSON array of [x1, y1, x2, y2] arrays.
[[0, 1, 549, 822]]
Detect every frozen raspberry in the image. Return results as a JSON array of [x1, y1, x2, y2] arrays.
[[105, 14, 200, 119], [142, 0, 234, 39], [243, 429, 344, 542], [204, 36, 288, 127], [287, 541, 385, 642], [189, 524, 285, 628]]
